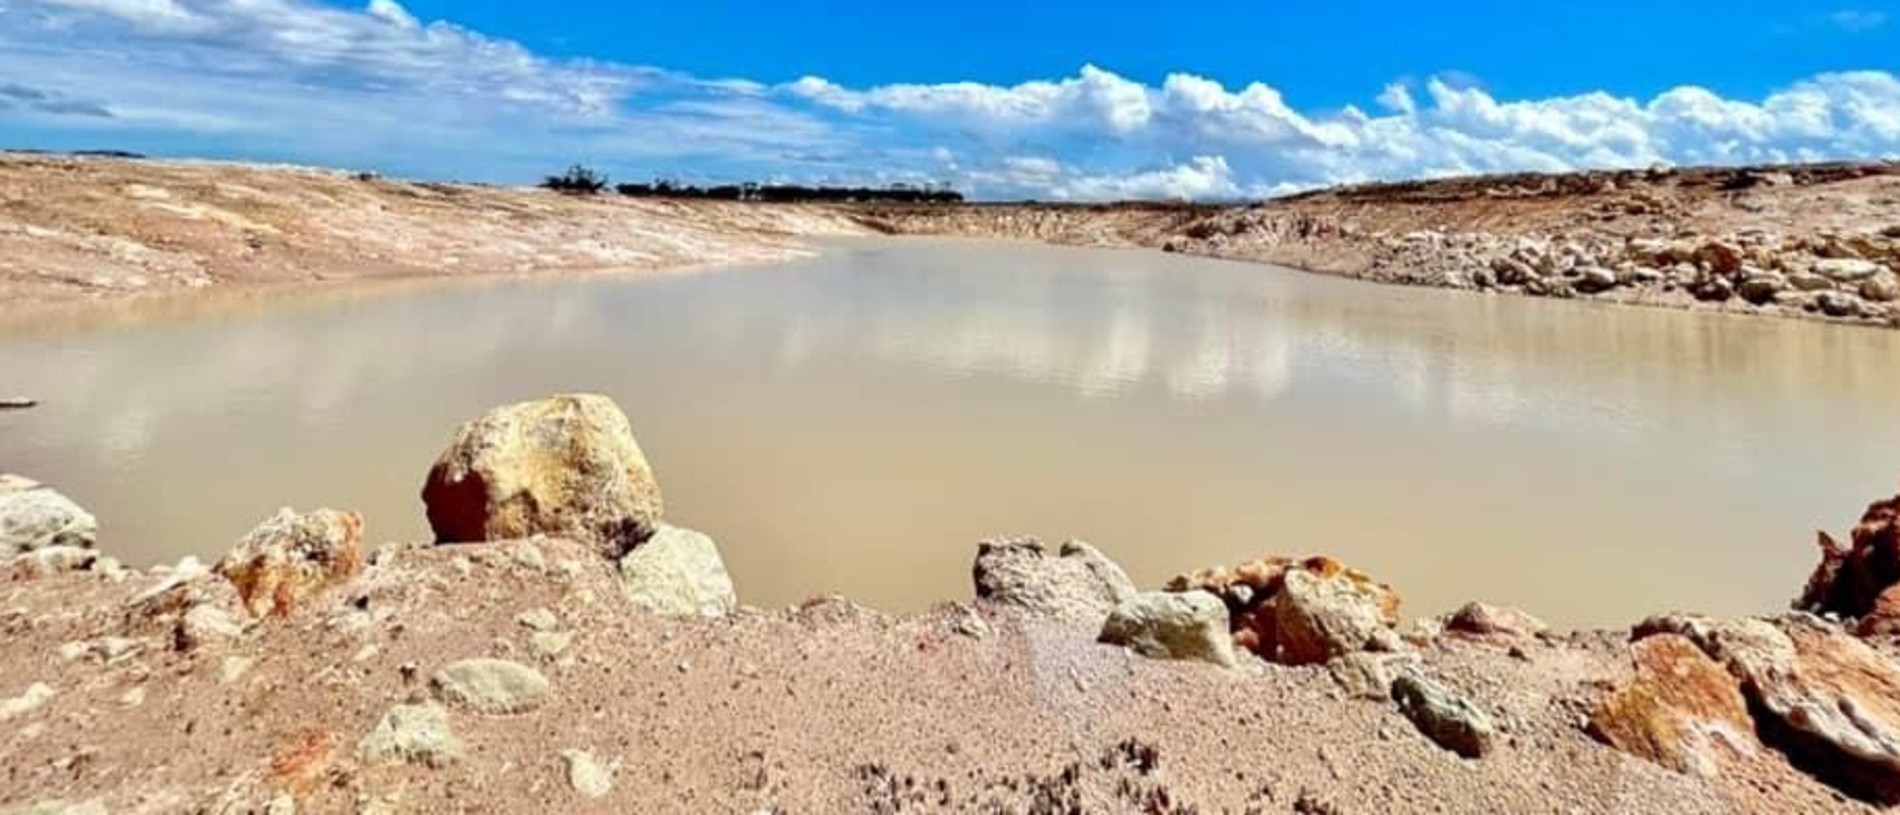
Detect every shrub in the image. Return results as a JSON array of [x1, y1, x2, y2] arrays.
[[542, 164, 609, 195]]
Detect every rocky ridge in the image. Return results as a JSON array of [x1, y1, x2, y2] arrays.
[[859, 162, 1900, 328]]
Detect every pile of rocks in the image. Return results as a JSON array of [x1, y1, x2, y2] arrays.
[[421, 393, 736, 617], [1165, 555, 1403, 664]]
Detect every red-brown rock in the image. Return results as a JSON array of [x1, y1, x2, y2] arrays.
[[1441, 601, 1549, 646], [1587, 634, 1757, 776], [1796, 487, 1900, 622]]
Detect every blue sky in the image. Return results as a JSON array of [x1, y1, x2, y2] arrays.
[[2, 0, 1898, 199]]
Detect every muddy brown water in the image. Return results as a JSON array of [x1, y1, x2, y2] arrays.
[[3, 239, 1898, 627]]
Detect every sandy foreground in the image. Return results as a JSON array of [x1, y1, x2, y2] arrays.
[[0, 535, 1877, 815], [2, 153, 1897, 327]]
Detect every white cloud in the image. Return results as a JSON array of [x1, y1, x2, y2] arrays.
[[364, 0, 417, 30], [3, 0, 1899, 200], [1830, 9, 1889, 32]]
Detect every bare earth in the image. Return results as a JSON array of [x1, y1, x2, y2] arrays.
[[0, 538, 1868, 814], [0, 154, 868, 312]]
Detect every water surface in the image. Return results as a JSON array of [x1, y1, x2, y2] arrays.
[[4, 239, 1898, 626]]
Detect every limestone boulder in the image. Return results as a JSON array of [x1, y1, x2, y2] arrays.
[[972, 537, 1136, 624], [422, 394, 662, 559], [1275, 566, 1401, 665], [1587, 634, 1757, 776], [0, 476, 97, 555], [1814, 258, 1884, 283], [215, 508, 363, 618], [618, 524, 736, 617], [1098, 591, 1238, 669]]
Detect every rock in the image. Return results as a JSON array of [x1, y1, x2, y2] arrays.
[[431, 658, 550, 714], [1392, 671, 1496, 759], [1587, 634, 1757, 776], [7, 546, 98, 578], [1814, 258, 1884, 282], [175, 603, 245, 650], [215, 508, 364, 618], [359, 702, 463, 768], [1817, 291, 1865, 318], [1098, 591, 1238, 669], [528, 631, 575, 661], [1636, 614, 1900, 800], [220, 656, 255, 684], [1693, 241, 1744, 275], [0, 476, 97, 555], [0, 682, 54, 721], [1863, 273, 1899, 303], [1573, 266, 1618, 294], [1328, 652, 1416, 700], [1795, 486, 1900, 620], [561, 749, 613, 799], [618, 524, 736, 617], [1736, 272, 1787, 305], [1862, 585, 1900, 638], [972, 536, 1136, 624], [516, 607, 560, 632], [422, 394, 663, 559], [1275, 567, 1400, 665], [1491, 257, 1540, 285], [1441, 602, 1548, 646], [1788, 271, 1837, 291], [1689, 276, 1733, 302]]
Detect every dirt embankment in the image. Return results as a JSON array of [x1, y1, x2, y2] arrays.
[[859, 162, 1900, 328], [0, 154, 870, 308]]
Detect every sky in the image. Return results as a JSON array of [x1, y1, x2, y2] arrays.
[[1, 1, 1898, 200]]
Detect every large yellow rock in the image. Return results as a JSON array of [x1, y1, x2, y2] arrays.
[[1588, 634, 1756, 776], [422, 394, 663, 559]]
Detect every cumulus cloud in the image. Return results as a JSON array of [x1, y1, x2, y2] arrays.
[[2, 0, 1898, 199]]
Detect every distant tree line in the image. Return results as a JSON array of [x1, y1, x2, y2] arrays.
[[541, 164, 962, 203]]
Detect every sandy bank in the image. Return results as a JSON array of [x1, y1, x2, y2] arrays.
[[0, 154, 870, 309]]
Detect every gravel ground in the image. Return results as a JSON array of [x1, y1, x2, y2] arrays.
[[0, 537, 1869, 814]]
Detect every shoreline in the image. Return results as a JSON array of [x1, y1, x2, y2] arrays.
[[5, 394, 1900, 813], [2, 153, 1897, 330]]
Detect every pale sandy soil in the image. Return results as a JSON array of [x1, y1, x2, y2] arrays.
[[0, 538, 1865, 814], [0, 153, 869, 309]]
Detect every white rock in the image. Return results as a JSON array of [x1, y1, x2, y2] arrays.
[[1, 682, 55, 721], [432, 658, 551, 714], [562, 749, 613, 799], [619, 525, 737, 618], [359, 701, 463, 768]]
